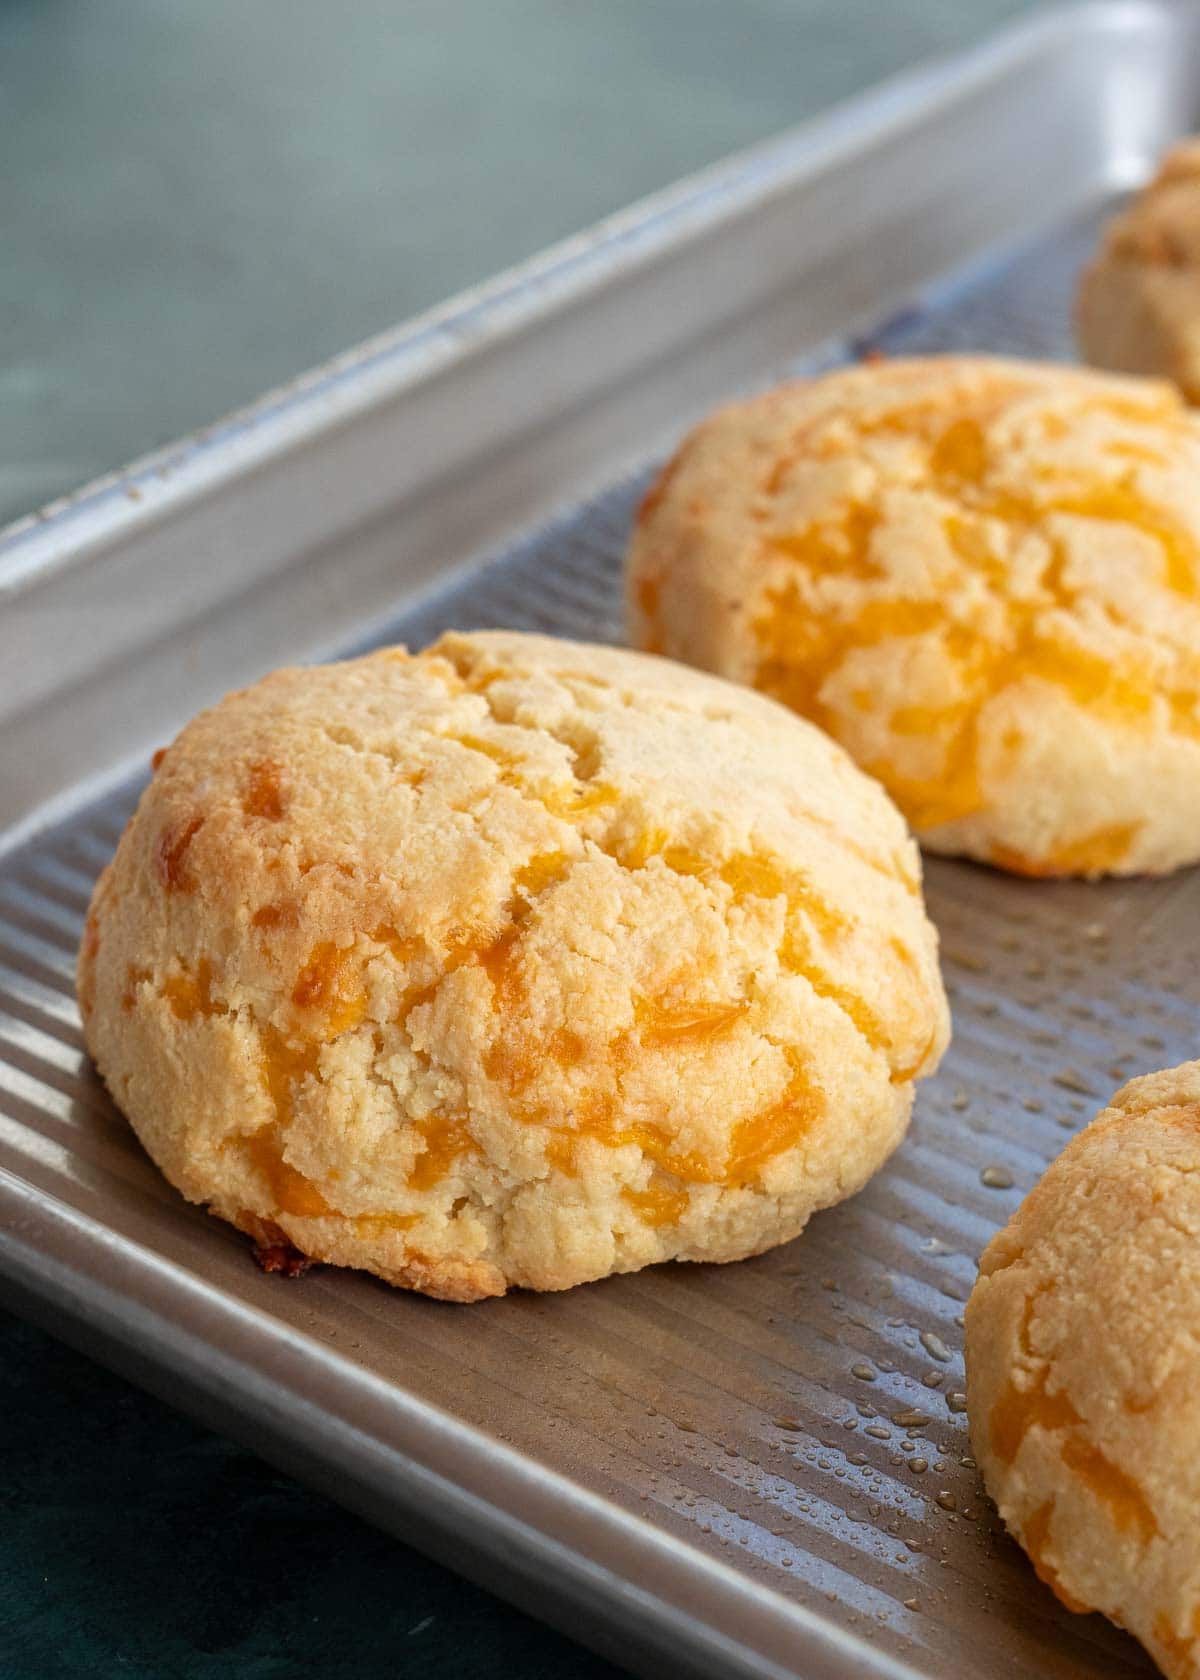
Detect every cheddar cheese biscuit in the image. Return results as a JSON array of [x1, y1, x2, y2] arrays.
[[1078, 140, 1200, 402], [965, 1063, 1200, 1679], [79, 631, 948, 1300], [628, 355, 1200, 876]]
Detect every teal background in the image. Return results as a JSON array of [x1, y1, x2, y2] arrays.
[[3, 2, 1043, 1674], [4, 0, 1044, 530]]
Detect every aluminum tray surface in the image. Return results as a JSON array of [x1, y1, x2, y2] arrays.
[[1, 14, 1196, 1680]]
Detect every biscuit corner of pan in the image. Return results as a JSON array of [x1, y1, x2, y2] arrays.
[[965, 1061, 1200, 1677]]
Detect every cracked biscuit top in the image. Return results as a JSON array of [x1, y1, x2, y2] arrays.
[[627, 355, 1200, 877], [78, 629, 948, 1300], [965, 1062, 1200, 1680]]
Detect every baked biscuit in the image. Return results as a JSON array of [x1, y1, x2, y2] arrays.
[[1078, 140, 1200, 402], [79, 630, 948, 1300], [627, 355, 1200, 877], [965, 1063, 1200, 1679]]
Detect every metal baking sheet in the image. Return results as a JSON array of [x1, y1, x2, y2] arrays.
[[1, 6, 1196, 1677]]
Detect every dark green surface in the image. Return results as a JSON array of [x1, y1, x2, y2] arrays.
[[3, 2, 1050, 1676], [0, 1308, 625, 1679]]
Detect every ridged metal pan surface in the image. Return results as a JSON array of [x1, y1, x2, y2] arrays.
[[2, 7, 1198, 1678]]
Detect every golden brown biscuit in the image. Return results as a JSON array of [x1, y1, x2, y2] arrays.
[[79, 630, 948, 1300], [627, 355, 1200, 877], [1078, 141, 1200, 402], [965, 1063, 1200, 1679]]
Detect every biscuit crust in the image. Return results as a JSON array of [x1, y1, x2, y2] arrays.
[[965, 1063, 1200, 1678], [1078, 141, 1200, 403], [79, 631, 948, 1300], [627, 355, 1200, 877]]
